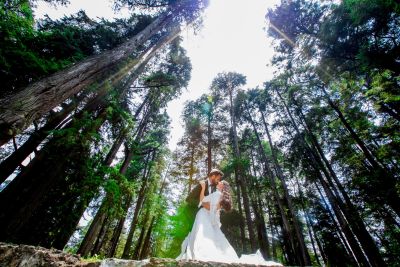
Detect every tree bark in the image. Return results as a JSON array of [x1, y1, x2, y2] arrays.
[[0, 106, 107, 243], [1, 22, 168, 182], [304, 118, 388, 266], [0, 23, 179, 248], [107, 193, 133, 258], [139, 216, 156, 260], [70, 129, 127, 254], [122, 152, 154, 259], [105, 71, 167, 256], [207, 111, 212, 173], [325, 95, 400, 217], [246, 110, 303, 265], [0, 3, 188, 145], [294, 174, 323, 266], [314, 175, 370, 266], [91, 214, 111, 256], [276, 85, 387, 266], [77, 201, 108, 257], [252, 199, 270, 259], [259, 110, 311, 265], [236, 185, 247, 253], [188, 143, 195, 194], [228, 87, 257, 252], [0, 94, 84, 182], [132, 223, 146, 260], [265, 200, 279, 261]]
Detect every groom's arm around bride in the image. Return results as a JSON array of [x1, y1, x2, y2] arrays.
[[186, 179, 209, 210]]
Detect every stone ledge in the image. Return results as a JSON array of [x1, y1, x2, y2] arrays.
[[101, 258, 283, 266], [0, 242, 283, 267], [0, 242, 96, 267]]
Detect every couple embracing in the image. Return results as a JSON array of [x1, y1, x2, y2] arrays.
[[177, 169, 283, 266]]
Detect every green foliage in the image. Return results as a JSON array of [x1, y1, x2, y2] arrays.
[[211, 72, 246, 96], [81, 254, 106, 262], [0, 2, 154, 97], [265, 0, 400, 264], [343, 0, 400, 21], [367, 69, 400, 106], [162, 202, 196, 258], [49, 112, 102, 147]]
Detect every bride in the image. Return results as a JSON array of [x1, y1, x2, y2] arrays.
[[177, 180, 282, 266]]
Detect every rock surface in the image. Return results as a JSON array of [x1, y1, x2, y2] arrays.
[[0, 243, 283, 267], [0, 242, 95, 267]]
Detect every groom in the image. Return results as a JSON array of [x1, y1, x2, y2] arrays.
[[186, 168, 224, 212]]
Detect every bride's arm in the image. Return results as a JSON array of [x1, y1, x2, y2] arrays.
[[209, 191, 222, 226], [199, 181, 205, 202], [198, 181, 208, 208]]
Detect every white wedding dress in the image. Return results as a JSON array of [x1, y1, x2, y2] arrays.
[[176, 191, 282, 266]]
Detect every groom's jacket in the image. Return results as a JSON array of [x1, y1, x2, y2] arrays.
[[186, 179, 213, 209]]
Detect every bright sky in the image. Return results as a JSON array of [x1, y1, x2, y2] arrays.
[[34, 0, 280, 151], [169, 0, 280, 150]]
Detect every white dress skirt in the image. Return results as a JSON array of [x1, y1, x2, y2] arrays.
[[176, 191, 283, 266]]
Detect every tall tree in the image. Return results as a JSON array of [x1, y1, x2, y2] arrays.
[[211, 72, 257, 252], [0, 0, 207, 145]]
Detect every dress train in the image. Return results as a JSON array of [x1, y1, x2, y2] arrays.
[[176, 191, 282, 266]]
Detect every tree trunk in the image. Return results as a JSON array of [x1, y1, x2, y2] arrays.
[[207, 112, 212, 173], [291, 96, 388, 267], [228, 88, 256, 252], [77, 201, 108, 257], [188, 144, 195, 194], [276, 86, 387, 266], [266, 202, 278, 260], [91, 214, 111, 256], [0, 106, 107, 243], [248, 140, 271, 259], [0, 20, 177, 247], [303, 210, 322, 267], [308, 212, 328, 266], [259, 110, 311, 265], [0, 94, 83, 182], [252, 199, 270, 259], [107, 193, 133, 258], [283, 118, 356, 263], [122, 152, 154, 259], [70, 129, 127, 254], [105, 76, 165, 256], [274, 202, 296, 265], [0, 23, 164, 182], [63, 85, 150, 253], [233, 182, 247, 253], [246, 110, 302, 265], [0, 4, 191, 144], [292, 171, 324, 266], [312, 166, 370, 266], [325, 95, 400, 217], [139, 216, 156, 260], [307, 124, 388, 266], [105, 150, 145, 257], [0, 1, 192, 147], [132, 224, 146, 260]]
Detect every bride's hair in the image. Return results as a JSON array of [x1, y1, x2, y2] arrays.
[[220, 181, 232, 212]]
